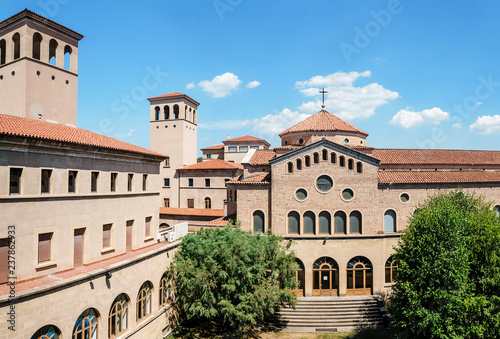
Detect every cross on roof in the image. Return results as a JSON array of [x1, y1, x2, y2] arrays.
[[320, 88, 327, 109]]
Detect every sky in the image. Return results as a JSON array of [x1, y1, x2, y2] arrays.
[[4, 0, 500, 154]]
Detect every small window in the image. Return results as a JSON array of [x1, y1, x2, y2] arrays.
[[494, 205, 500, 217], [316, 175, 333, 192], [165, 157, 170, 167], [303, 211, 315, 234], [253, 210, 265, 233], [356, 162, 363, 173], [224, 178, 229, 187], [188, 178, 194, 187], [288, 211, 300, 234], [142, 174, 148, 191], [38, 233, 53, 263], [110, 173, 117, 192], [164, 178, 170, 187], [400, 193, 410, 203], [288, 162, 293, 174], [128, 173, 134, 192], [319, 211, 331, 234], [331, 153, 336, 164], [68, 171, 77, 193], [239, 146, 248, 152], [250, 146, 259, 150], [234, 190, 237, 202], [344, 138, 349, 144], [164, 198, 170, 208], [342, 188, 354, 201], [339, 156, 345, 167], [137, 282, 152, 321], [385, 257, 398, 283], [313, 153, 319, 164], [91, 172, 99, 193], [384, 210, 397, 233], [349, 211, 362, 234], [102, 224, 112, 248], [205, 179, 210, 187], [228, 147, 237, 152], [295, 188, 307, 201], [305, 156, 311, 167], [109, 294, 129, 337], [187, 199, 194, 208], [204, 197, 211, 209], [299, 139, 304, 145], [41, 169, 52, 194], [207, 154, 212, 159], [334, 211, 346, 234], [154, 106, 160, 120], [159, 273, 171, 306], [322, 149, 328, 161], [145, 217, 152, 237], [296, 159, 302, 170], [348, 159, 354, 170], [10, 168, 23, 194]]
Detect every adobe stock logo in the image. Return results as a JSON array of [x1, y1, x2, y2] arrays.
[[339, 0, 406, 63], [213, 0, 243, 21]]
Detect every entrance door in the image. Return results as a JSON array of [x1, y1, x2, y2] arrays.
[[346, 256, 373, 295], [126, 220, 133, 252], [312, 257, 339, 296], [292, 259, 305, 296], [73, 229, 85, 267]]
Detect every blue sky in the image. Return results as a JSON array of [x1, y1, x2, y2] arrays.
[[5, 0, 500, 153]]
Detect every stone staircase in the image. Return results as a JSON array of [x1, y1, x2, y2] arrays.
[[278, 296, 388, 332]]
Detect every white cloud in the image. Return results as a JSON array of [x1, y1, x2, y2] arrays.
[[252, 108, 310, 135], [246, 81, 261, 89], [389, 107, 450, 129], [115, 129, 136, 138], [295, 71, 399, 120], [470, 115, 500, 134], [452, 123, 463, 131], [186, 82, 195, 89], [197, 72, 242, 98]]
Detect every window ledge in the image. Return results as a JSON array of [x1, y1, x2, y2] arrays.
[[144, 236, 155, 242], [35, 261, 57, 271], [101, 247, 115, 255]]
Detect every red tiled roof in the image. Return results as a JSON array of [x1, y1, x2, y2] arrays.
[[0, 114, 165, 158], [178, 159, 243, 171], [147, 92, 200, 105], [372, 149, 500, 166], [228, 173, 271, 185], [204, 215, 236, 226], [223, 135, 270, 146], [249, 149, 276, 165], [201, 144, 224, 151], [274, 145, 302, 150], [160, 207, 225, 217], [378, 171, 500, 184], [349, 145, 375, 151], [279, 110, 368, 137]]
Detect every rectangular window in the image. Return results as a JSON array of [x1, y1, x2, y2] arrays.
[[239, 146, 248, 152], [145, 217, 152, 237], [68, 171, 77, 193], [165, 157, 170, 167], [74, 228, 85, 267], [128, 173, 133, 192], [91, 172, 99, 192], [41, 169, 52, 194], [9, 168, 22, 194], [207, 154, 212, 159], [164, 198, 170, 208], [225, 178, 229, 187], [38, 233, 52, 263], [110, 173, 117, 192], [228, 146, 237, 152], [164, 178, 170, 187], [102, 224, 112, 248], [205, 178, 210, 187], [250, 146, 259, 150], [188, 178, 193, 187], [187, 199, 194, 208], [142, 174, 148, 191]]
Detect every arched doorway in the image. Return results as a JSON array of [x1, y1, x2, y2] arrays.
[[346, 256, 373, 295], [312, 257, 339, 296], [292, 259, 305, 296]]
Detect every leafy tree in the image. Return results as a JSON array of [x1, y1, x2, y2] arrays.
[[170, 226, 298, 330], [390, 190, 500, 338], [197, 156, 203, 163]]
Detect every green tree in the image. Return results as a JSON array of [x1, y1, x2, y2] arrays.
[[170, 226, 298, 330], [197, 156, 203, 163], [390, 190, 500, 338]]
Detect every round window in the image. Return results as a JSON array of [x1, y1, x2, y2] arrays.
[[400, 193, 410, 203], [342, 188, 354, 200], [316, 175, 333, 192], [295, 189, 307, 201], [344, 138, 349, 144], [299, 138, 304, 145]]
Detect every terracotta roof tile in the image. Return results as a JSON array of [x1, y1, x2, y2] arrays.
[[204, 215, 236, 226], [0, 114, 165, 157], [378, 171, 500, 184], [228, 173, 271, 185], [279, 110, 368, 137], [160, 207, 225, 217], [274, 145, 302, 150], [178, 159, 243, 171], [201, 144, 224, 151], [223, 135, 270, 146], [249, 149, 276, 165], [147, 92, 200, 105], [373, 149, 500, 166]]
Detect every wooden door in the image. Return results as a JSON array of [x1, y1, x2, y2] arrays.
[[74, 229, 85, 267]]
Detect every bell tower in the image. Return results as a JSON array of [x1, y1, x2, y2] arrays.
[[0, 9, 84, 126], [149, 92, 199, 208]]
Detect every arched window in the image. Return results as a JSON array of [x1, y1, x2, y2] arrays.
[[32, 33, 43, 60], [159, 272, 171, 306], [109, 293, 129, 338], [334, 211, 346, 234], [313, 153, 319, 164], [293, 259, 305, 296], [339, 156, 345, 167], [349, 211, 362, 234], [193, 110, 196, 123], [347, 256, 373, 295], [348, 159, 354, 170], [164, 105, 170, 119], [174, 105, 179, 119], [64, 45, 72, 70], [356, 162, 363, 173], [154, 106, 160, 121], [385, 256, 398, 283], [184, 105, 187, 119], [137, 281, 152, 321], [319, 211, 331, 234], [204, 197, 211, 209], [288, 211, 300, 234], [30, 325, 61, 339], [330, 152, 336, 164], [49, 39, 58, 65], [253, 210, 265, 233], [12, 33, 21, 60], [287, 162, 293, 173], [494, 205, 500, 217], [296, 159, 302, 170], [384, 210, 396, 233], [0, 39, 6, 65], [72, 308, 98, 339], [303, 211, 315, 234], [305, 155, 311, 167], [322, 149, 328, 161], [313, 257, 339, 296]]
